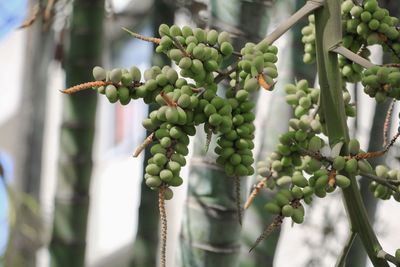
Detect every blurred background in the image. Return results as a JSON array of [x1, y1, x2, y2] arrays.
[[0, 0, 399, 266]]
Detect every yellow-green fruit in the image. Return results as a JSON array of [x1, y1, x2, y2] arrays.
[[182, 26, 193, 38], [315, 174, 329, 190], [177, 94, 191, 108], [209, 113, 222, 126], [348, 139, 360, 155], [291, 186, 303, 199], [375, 165, 389, 179], [179, 57, 192, 69], [167, 161, 182, 174], [253, 56, 264, 73], [358, 159, 374, 174], [160, 169, 174, 182], [105, 84, 118, 103], [217, 31, 230, 45], [244, 78, 259, 92], [169, 49, 184, 62], [265, 202, 281, 214], [153, 153, 168, 166], [169, 25, 181, 36], [121, 73, 133, 86], [276, 193, 290, 206], [207, 29, 218, 45], [165, 107, 179, 124], [93, 66, 106, 81], [164, 187, 174, 200], [281, 204, 294, 217], [110, 68, 122, 83], [336, 175, 351, 188]]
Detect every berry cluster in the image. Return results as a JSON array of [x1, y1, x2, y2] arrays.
[[362, 65, 400, 102]]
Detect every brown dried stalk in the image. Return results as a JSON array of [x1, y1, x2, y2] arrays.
[[132, 132, 155, 157], [383, 100, 395, 147], [61, 81, 112, 94], [160, 91, 177, 107], [244, 171, 271, 210], [122, 27, 161, 44]]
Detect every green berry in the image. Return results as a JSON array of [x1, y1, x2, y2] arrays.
[[93, 66, 106, 81]]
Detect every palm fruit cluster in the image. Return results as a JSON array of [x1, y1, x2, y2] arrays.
[[342, 0, 399, 47], [92, 66, 142, 105], [362, 65, 400, 102], [156, 24, 233, 86], [301, 15, 316, 64], [88, 25, 279, 198], [213, 41, 279, 177], [256, 80, 368, 223], [369, 165, 400, 201]]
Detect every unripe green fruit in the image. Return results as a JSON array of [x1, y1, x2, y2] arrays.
[[265, 202, 281, 214], [348, 139, 360, 155], [336, 175, 351, 188], [209, 113, 222, 126], [388, 72, 400, 85], [364, 0, 378, 13], [375, 165, 389, 179], [333, 156, 346, 171], [244, 78, 259, 92], [217, 31, 230, 45], [118, 87, 130, 105], [169, 49, 184, 62], [169, 126, 183, 139], [341, 0, 354, 13], [206, 29, 218, 45], [220, 42, 234, 56], [164, 187, 174, 200], [345, 158, 358, 174], [193, 46, 205, 60], [146, 176, 162, 187], [253, 56, 264, 73], [121, 73, 133, 86], [110, 68, 122, 83], [93, 66, 106, 81], [167, 161, 181, 174], [358, 159, 374, 174], [350, 6, 363, 17], [291, 186, 304, 199], [291, 208, 304, 224], [377, 67, 390, 84], [105, 84, 118, 103], [150, 144, 166, 155], [169, 176, 183, 187], [315, 174, 329, 190], [181, 26, 193, 38], [234, 164, 248, 176], [308, 136, 322, 152], [177, 94, 191, 108], [276, 193, 290, 207], [292, 174, 308, 188], [229, 153, 241, 166], [160, 137, 172, 148], [165, 107, 179, 124], [146, 164, 161, 176], [236, 90, 249, 102], [160, 169, 174, 182], [281, 204, 294, 217], [193, 28, 206, 43], [277, 176, 292, 186], [153, 153, 168, 166], [361, 11, 372, 22]]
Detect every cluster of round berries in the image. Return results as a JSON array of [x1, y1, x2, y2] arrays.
[[362, 65, 400, 102]]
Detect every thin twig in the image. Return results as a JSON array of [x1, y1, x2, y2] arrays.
[[19, 4, 40, 29], [355, 130, 400, 160], [383, 100, 395, 147], [159, 186, 167, 267], [249, 216, 283, 252], [122, 27, 161, 44], [214, 62, 239, 83], [360, 172, 399, 192], [133, 133, 155, 157]]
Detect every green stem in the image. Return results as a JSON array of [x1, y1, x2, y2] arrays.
[[314, 1, 389, 266], [335, 232, 356, 267], [49, 1, 105, 266], [262, 0, 324, 45]]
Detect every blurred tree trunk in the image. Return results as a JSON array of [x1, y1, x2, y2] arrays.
[[3, 3, 55, 266], [129, 1, 174, 266], [178, 1, 272, 266], [49, 1, 105, 267]]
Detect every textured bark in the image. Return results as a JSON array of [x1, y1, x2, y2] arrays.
[[179, 1, 272, 266], [49, 1, 105, 266], [129, 1, 174, 266]]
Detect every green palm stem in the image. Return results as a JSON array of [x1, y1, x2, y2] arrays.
[[49, 1, 105, 266], [129, 1, 174, 266], [178, 1, 271, 266], [314, 0, 388, 266], [346, 100, 392, 267]]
